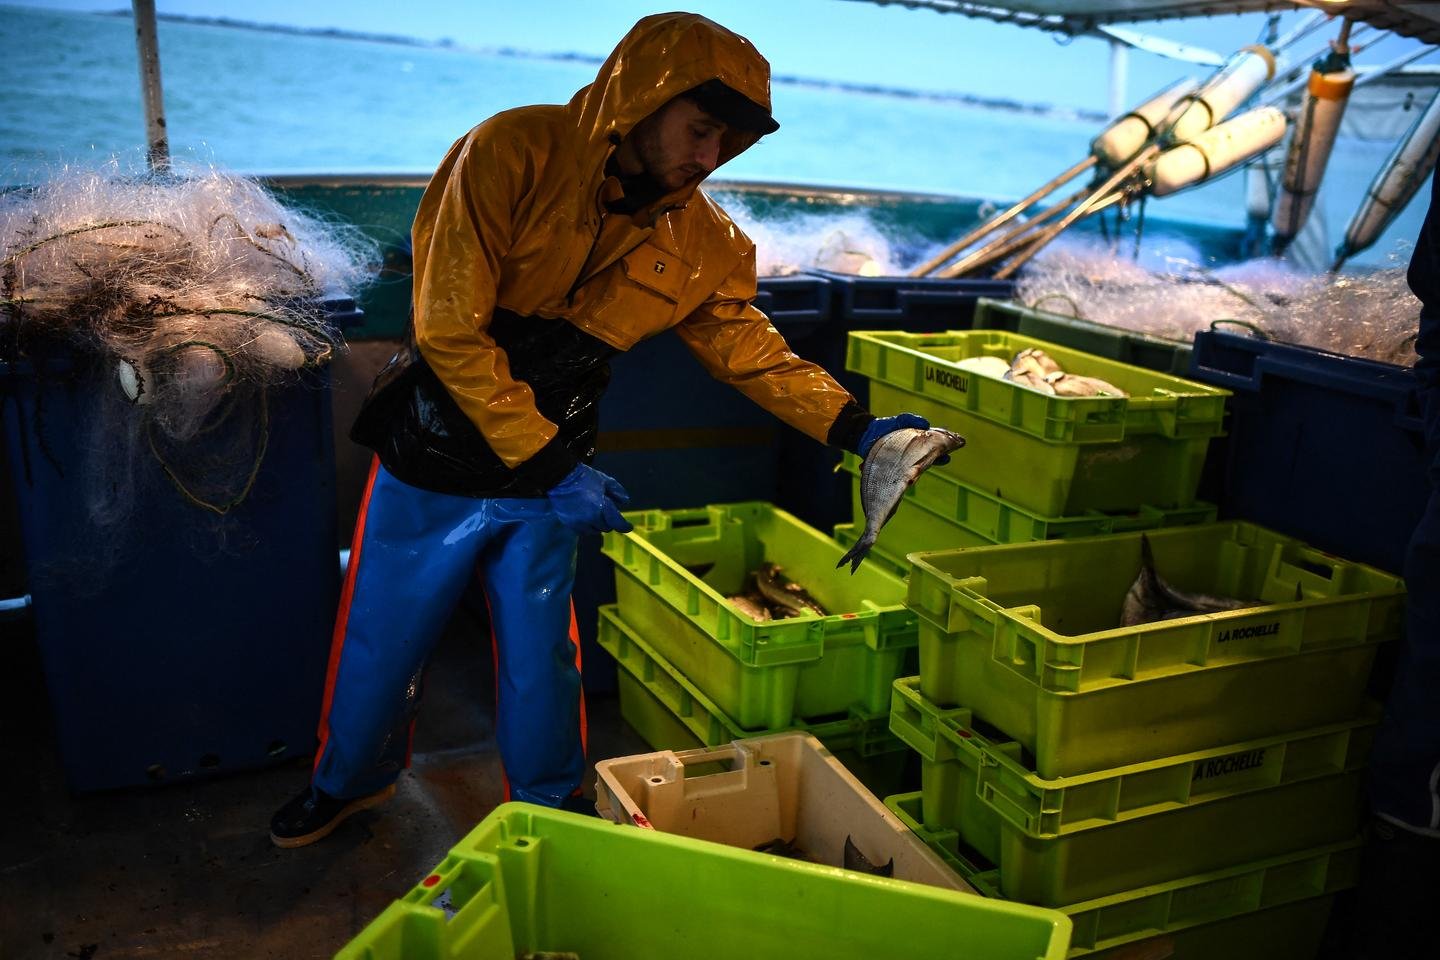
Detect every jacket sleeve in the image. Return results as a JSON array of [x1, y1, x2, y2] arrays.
[[410, 120, 575, 488], [671, 242, 874, 452]]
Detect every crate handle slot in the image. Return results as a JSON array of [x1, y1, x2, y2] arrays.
[[676, 744, 743, 771]]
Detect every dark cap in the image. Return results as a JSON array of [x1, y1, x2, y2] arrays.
[[683, 79, 779, 135]]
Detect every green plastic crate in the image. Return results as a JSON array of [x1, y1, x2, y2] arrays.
[[908, 522, 1405, 777], [841, 452, 1216, 555], [886, 792, 1356, 960], [599, 605, 903, 759], [846, 329, 1229, 515], [972, 297, 1194, 377], [336, 802, 1073, 960], [601, 502, 917, 730], [889, 676, 1373, 906]]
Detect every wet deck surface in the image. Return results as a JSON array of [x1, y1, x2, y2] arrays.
[[0, 606, 648, 960]]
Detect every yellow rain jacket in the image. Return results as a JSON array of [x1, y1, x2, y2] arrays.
[[361, 13, 868, 496]]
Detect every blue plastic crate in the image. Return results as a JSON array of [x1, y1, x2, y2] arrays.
[[2, 342, 343, 791], [1188, 331, 1428, 575], [807, 269, 1015, 329], [754, 273, 832, 328]]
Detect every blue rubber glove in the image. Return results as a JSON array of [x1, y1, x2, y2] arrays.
[[547, 463, 634, 535], [857, 413, 951, 465]]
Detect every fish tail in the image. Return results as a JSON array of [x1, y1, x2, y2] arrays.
[[836, 536, 873, 575]]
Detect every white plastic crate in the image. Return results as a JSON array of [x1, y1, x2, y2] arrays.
[[594, 731, 969, 892]]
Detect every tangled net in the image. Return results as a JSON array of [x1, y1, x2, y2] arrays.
[[1015, 238, 1421, 367], [0, 163, 377, 525]]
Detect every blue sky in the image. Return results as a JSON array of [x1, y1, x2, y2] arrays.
[[16, 0, 1429, 114]]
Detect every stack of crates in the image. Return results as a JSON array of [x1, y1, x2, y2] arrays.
[[834, 327, 1229, 574], [597, 501, 922, 792], [838, 326, 1408, 955], [887, 526, 1405, 958]]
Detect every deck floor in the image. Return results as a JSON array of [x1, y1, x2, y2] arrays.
[[0, 604, 648, 960]]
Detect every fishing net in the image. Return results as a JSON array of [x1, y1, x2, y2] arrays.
[[1015, 236, 1421, 366], [0, 161, 378, 531], [719, 200, 908, 277]]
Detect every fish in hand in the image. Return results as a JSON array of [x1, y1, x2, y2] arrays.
[[837, 427, 966, 574]]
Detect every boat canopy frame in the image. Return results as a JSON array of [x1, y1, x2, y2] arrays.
[[844, 1, 1440, 46]]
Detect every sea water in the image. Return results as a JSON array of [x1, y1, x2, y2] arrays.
[[0, 5, 1424, 268]]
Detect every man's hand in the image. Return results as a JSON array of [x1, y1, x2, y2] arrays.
[[547, 464, 634, 535], [857, 413, 951, 464]]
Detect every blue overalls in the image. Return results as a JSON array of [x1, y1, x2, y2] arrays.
[[310, 458, 586, 806]]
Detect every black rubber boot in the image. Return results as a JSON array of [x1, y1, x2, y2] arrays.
[[269, 783, 396, 848]]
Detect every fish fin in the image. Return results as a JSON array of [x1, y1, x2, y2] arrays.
[[836, 537, 872, 575], [843, 834, 894, 877]]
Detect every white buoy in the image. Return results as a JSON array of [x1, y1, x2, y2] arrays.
[[249, 326, 308, 369], [1147, 106, 1289, 198], [1171, 46, 1280, 142], [172, 344, 231, 396], [1091, 77, 1200, 167], [1272, 65, 1355, 243], [1335, 88, 1440, 266], [117, 357, 153, 405]]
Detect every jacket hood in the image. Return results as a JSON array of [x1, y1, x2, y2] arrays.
[[568, 13, 776, 190]]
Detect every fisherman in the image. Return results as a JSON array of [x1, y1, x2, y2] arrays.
[[1349, 162, 1440, 958], [269, 11, 933, 847]]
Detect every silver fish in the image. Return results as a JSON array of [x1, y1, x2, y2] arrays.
[[1048, 372, 1129, 397], [1004, 368, 1056, 393], [1120, 534, 1258, 626], [1004, 348, 1058, 394], [727, 593, 772, 622], [837, 427, 967, 574], [1013, 347, 1062, 377], [755, 562, 827, 618], [843, 834, 894, 877]]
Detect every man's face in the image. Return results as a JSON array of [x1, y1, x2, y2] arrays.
[[625, 97, 728, 193]]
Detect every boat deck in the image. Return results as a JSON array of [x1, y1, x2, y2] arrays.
[[0, 606, 648, 959]]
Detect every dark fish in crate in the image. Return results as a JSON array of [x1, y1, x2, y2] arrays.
[[843, 834, 893, 877], [727, 593, 773, 622], [1120, 533, 1259, 626], [754, 836, 811, 861], [837, 427, 966, 574], [755, 562, 827, 617]]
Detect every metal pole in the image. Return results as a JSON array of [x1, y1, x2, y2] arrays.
[[132, 0, 170, 172], [994, 145, 1159, 280], [1271, 8, 1329, 54], [936, 184, 1092, 278], [909, 156, 1095, 277], [1108, 39, 1129, 120]]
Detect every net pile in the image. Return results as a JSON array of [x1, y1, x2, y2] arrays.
[[1015, 238, 1421, 366], [0, 164, 377, 520]]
